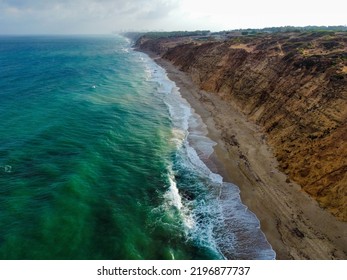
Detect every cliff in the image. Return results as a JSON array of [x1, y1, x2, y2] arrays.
[[136, 32, 347, 222]]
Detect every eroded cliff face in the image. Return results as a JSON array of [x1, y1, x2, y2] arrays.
[[136, 32, 347, 221]]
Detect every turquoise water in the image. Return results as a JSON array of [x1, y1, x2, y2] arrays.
[[0, 35, 275, 260]]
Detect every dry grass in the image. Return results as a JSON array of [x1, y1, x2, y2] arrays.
[[229, 43, 255, 52]]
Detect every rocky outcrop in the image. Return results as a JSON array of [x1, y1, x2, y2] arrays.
[[136, 32, 347, 221]]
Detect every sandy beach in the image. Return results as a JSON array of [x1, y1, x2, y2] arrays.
[[145, 52, 347, 260]]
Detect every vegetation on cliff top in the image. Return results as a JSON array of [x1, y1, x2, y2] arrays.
[[124, 25, 346, 40]]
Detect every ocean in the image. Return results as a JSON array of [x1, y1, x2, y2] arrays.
[[0, 35, 275, 260]]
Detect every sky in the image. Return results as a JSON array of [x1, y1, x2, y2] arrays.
[[0, 0, 346, 34]]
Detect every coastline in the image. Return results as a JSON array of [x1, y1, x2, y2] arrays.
[[141, 50, 347, 260]]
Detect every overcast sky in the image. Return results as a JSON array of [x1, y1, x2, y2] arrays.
[[0, 0, 346, 34]]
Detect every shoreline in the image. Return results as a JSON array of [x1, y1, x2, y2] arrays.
[[142, 50, 347, 259]]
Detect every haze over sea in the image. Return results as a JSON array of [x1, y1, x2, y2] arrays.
[[0, 35, 275, 259]]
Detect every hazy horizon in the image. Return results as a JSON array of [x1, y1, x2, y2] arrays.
[[0, 0, 346, 35]]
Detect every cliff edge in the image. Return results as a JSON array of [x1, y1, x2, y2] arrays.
[[136, 32, 347, 222]]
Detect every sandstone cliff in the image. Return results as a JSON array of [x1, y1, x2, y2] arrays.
[[136, 32, 347, 221]]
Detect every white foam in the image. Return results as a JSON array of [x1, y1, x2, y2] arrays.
[[166, 170, 183, 210], [169, 250, 175, 260], [1, 165, 12, 173], [121, 47, 130, 53], [186, 145, 223, 184], [164, 166, 195, 230], [169, 128, 186, 149]]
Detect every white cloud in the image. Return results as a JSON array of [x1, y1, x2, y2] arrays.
[[0, 0, 346, 34], [0, 0, 182, 33], [178, 0, 347, 30]]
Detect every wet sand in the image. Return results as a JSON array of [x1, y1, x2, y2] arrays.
[[145, 52, 347, 260]]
